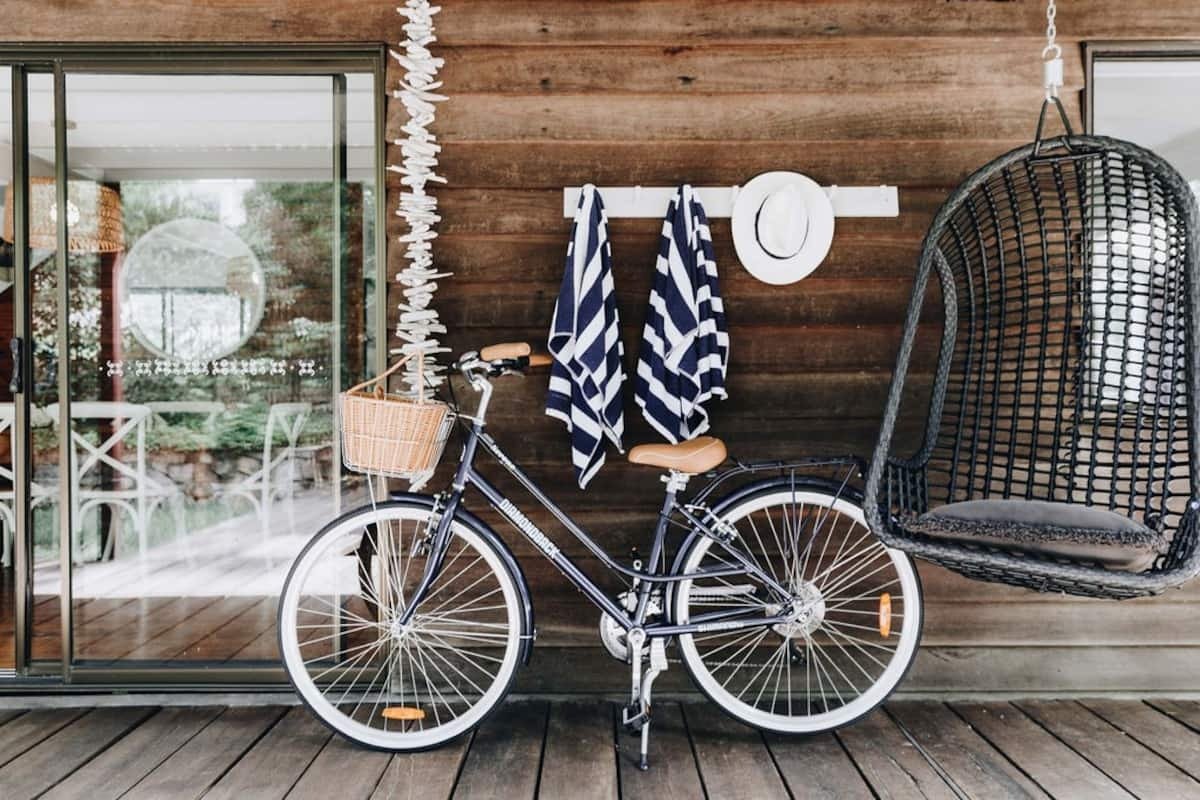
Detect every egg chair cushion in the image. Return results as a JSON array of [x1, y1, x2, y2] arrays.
[[905, 499, 1166, 571]]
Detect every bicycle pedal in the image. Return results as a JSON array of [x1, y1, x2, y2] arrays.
[[622, 703, 649, 732]]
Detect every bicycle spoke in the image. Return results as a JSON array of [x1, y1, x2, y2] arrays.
[[424, 585, 504, 619], [418, 630, 506, 678], [413, 627, 510, 645], [808, 643, 850, 709], [737, 641, 786, 703], [819, 620, 900, 654], [817, 552, 896, 600], [709, 627, 771, 678], [761, 508, 790, 584], [408, 634, 476, 712], [744, 513, 779, 583], [822, 582, 901, 610], [408, 636, 450, 727], [823, 625, 892, 672]]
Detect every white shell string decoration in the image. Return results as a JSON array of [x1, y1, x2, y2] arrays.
[[390, 0, 450, 396]]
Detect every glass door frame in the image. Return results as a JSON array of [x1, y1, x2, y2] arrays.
[[0, 44, 389, 689]]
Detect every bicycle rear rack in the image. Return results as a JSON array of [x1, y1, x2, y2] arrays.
[[690, 454, 867, 507]]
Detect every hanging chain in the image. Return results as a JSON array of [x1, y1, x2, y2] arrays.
[[1044, 0, 1059, 58], [1042, 0, 1064, 99]]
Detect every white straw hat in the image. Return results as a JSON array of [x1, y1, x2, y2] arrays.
[[731, 171, 835, 285]]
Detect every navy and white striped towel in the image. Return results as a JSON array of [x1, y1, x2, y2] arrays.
[[546, 184, 626, 488], [636, 184, 729, 444]]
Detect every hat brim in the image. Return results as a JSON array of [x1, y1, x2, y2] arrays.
[[732, 171, 835, 286]]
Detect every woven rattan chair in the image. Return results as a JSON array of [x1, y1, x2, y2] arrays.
[[864, 116, 1200, 599]]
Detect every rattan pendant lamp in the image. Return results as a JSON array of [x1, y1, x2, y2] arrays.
[[863, 0, 1200, 599]]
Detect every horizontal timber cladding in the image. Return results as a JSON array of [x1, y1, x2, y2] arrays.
[[407, 0, 1200, 694], [10, 2, 1200, 45], [7, 0, 1199, 693]]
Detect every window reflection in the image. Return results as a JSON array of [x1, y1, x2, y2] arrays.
[[9, 71, 379, 667], [122, 216, 265, 363]]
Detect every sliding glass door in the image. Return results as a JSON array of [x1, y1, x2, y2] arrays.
[[0, 66, 16, 674], [0, 48, 386, 685], [1, 66, 65, 676]]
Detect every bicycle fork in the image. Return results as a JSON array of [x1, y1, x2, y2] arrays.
[[394, 492, 460, 628]]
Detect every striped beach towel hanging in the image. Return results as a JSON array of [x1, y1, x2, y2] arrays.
[[546, 184, 626, 488], [635, 184, 729, 444]]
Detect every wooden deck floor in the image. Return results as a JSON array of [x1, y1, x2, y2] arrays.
[[0, 492, 338, 666], [0, 698, 1197, 799]]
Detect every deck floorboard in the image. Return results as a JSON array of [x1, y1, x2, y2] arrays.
[[538, 700, 618, 800], [835, 706, 958, 800], [201, 706, 331, 800], [684, 703, 790, 799], [123, 706, 287, 800], [0, 708, 90, 769], [0, 707, 154, 799], [40, 706, 222, 800], [888, 700, 1049, 799], [617, 702, 705, 799], [1083, 699, 1200, 782], [0, 699, 1189, 799], [951, 701, 1133, 799], [1018, 699, 1200, 799]]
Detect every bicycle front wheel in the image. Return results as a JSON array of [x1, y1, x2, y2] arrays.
[[279, 501, 525, 750], [673, 483, 922, 734]]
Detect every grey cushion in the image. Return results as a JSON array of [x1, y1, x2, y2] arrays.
[[906, 499, 1166, 572]]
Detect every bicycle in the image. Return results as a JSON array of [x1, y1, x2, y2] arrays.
[[278, 343, 923, 769]]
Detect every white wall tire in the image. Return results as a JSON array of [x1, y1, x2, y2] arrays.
[[279, 502, 524, 751], [673, 486, 922, 734]]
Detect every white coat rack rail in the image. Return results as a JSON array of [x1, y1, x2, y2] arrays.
[[562, 184, 899, 219]]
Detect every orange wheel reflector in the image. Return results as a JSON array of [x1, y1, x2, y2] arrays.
[[878, 593, 893, 638], [381, 706, 426, 721]]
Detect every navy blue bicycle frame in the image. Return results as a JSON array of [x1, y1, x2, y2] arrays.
[[396, 421, 797, 637]]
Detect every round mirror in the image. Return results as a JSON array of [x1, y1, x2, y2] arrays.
[[121, 218, 266, 362]]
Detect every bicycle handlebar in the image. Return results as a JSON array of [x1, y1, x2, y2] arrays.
[[456, 351, 550, 381]]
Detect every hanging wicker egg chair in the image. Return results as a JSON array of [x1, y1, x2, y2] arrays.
[[863, 80, 1200, 599]]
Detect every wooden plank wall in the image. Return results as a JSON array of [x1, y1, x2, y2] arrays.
[[9, 0, 1200, 693], [422, 0, 1200, 694]]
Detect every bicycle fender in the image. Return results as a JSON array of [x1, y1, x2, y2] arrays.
[[388, 492, 537, 666]]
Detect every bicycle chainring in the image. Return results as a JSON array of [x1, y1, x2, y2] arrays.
[[599, 592, 661, 661]]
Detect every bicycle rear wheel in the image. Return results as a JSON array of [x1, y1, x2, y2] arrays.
[[278, 501, 525, 750], [673, 482, 922, 734]]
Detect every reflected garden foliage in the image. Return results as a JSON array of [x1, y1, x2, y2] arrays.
[[28, 178, 366, 558]]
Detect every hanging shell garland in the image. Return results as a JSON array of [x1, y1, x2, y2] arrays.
[[390, 0, 450, 395]]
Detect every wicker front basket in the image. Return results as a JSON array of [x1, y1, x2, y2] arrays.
[[339, 353, 453, 478]]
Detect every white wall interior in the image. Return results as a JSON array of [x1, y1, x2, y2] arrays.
[[0, 73, 377, 183], [1093, 58, 1200, 185]]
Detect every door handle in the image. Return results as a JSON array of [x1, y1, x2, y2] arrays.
[[9, 336, 22, 395]]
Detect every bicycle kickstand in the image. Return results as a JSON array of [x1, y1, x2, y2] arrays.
[[622, 631, 668, 771]]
